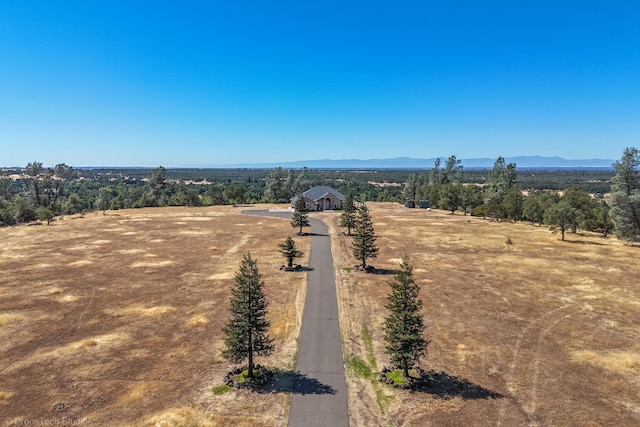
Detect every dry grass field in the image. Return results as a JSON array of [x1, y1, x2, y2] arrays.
[[318, 203, 640, 427], [3, 203, 640, 427], [0, 206, 310, 426]]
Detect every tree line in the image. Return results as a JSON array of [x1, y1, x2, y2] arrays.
[[401, 149, 640, 242], [1, 150, 637, 242]]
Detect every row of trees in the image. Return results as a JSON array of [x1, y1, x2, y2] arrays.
[[2, 148, 638, 242], [224, 198, 426, 381], [0, 163, 397, 226], [0, 165, 253, 226], [400, 150, 640, 243], [403, 155, 519, 217]]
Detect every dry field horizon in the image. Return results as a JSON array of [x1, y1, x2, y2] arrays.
[[0, 206, 310, 426], [2, 203, 640, 426], [318, 203, 640, 426]]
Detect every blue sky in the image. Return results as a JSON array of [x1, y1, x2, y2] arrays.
[[1, 1, 639, 167]]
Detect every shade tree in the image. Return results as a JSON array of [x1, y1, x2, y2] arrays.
[[544, 201, 579, 241]]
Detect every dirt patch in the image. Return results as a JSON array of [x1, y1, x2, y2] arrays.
[[0, 205, 309, 426]]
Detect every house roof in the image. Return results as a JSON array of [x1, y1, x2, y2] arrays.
[[293, 186, 346, 202], [304, 186, 346, 201]]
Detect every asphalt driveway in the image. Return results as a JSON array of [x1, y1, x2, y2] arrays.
[[245, 211, 349, 427]]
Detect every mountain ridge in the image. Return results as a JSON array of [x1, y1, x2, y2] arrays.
[[218, 156, 615, 169]]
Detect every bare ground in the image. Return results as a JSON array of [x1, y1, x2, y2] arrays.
[[0, 206, 310, 426], [318, 203, 640, 427]]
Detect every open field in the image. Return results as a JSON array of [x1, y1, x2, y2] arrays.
[[3, 203, 640, 426], [0, 206, 310, 426], [319, 203, 640, 426]]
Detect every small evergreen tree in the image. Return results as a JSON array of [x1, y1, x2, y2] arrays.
[[352, 205, 379, 269], [340, 194, 357, 235], [383, 256, 427, 378], [291, 195, 310, 235], [278, 236, 303, 268], [222, 253, 274, 378]]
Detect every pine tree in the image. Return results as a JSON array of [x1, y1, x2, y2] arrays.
[[383, 256, 427, 378], [265, 166, 287, 203], [278, 236, 303, 268], [222, 253, 274, 378], [291, 195, 310, 235], [340, 194, 356, 235], [609, 147, 640, 242], [352, 205, 379, 269]]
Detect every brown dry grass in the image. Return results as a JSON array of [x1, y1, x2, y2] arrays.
[[0, 391, 14, 405], [0, 312, 25, 327], [0, 205, 309, 426], [319, 203, 640, 427], [4, 202, 639, 426]]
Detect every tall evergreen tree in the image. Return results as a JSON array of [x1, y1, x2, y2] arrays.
[[486, 156, 517, 203], [222, 253, 274, 378], [403, 173, 418, 203], [442, 155, 463, 184], [291, 195, 310, 234], [148, 166, 168, 206], [352, 205, 379, 269], [609, 147, 640, 242], [278, 236, 303, 268], [383, 256, 427, 378], [340, 194, 357, 235], [265, 166, 287, 203]]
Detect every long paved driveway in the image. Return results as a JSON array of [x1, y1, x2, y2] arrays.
[[246, 211, 349, 427]]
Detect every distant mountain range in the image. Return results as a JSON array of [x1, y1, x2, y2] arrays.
[[220, 156, 615, 170]]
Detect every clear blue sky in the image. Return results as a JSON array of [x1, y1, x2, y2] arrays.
[[1, 1, 639, 167]]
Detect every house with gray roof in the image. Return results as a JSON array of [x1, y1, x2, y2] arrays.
[[291, 186, 346, 211]]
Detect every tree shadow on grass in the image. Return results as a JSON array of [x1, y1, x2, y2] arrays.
[[280, 265, 314, 272], [412, 371, 503, 400], [299, 232, 328, 237], [256, 369, 336, 395], [564, 239, 606, 246], [372, 268, 398, 275], [356, 266, 397, 275]]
